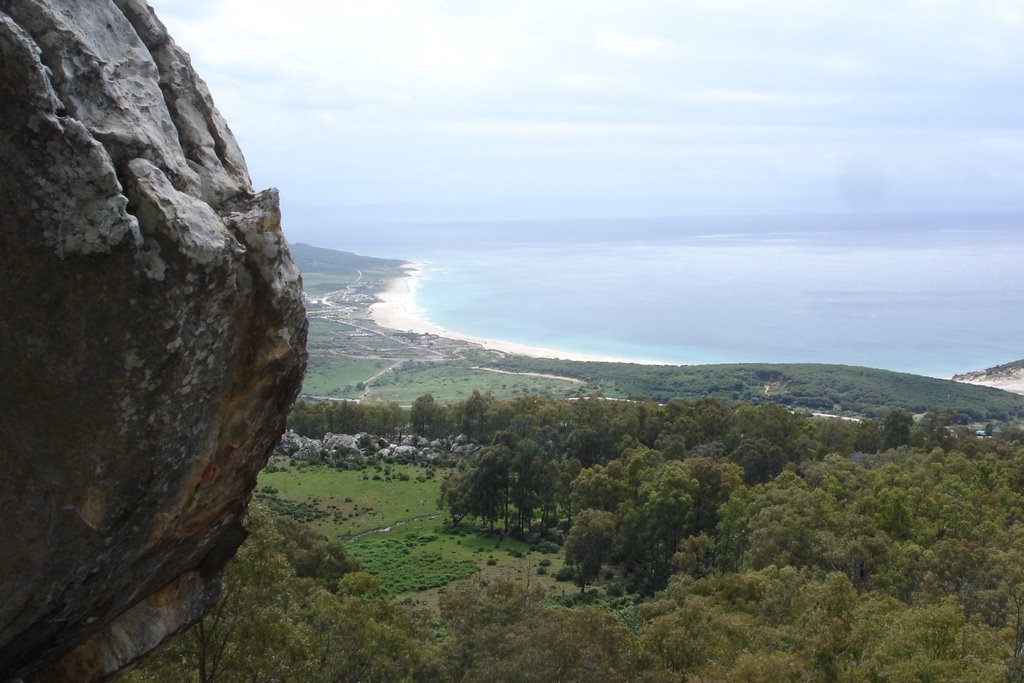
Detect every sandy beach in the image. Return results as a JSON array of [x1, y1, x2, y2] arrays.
[[953, 374, 1024, 396], [369, 265, 662, 365]]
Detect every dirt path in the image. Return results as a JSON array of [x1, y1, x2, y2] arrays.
[[359, 360, 406, 399], [470, 366, 584, 385]]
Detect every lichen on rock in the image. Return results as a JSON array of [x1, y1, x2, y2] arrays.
[[0, 1, 307, 681]]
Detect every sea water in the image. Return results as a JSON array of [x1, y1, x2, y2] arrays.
[[333, 212, 1024, 377]]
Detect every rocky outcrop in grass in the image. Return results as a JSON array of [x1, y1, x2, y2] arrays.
[[274, 431, 482, 465]]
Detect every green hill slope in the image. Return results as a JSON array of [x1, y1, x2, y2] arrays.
[[290, 242, 405, 274], [481, 356, 1024, 420]]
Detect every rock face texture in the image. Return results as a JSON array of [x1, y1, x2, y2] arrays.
[[0, 1, 307, 681]]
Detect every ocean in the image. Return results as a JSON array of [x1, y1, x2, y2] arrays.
[[326, 211, 1024, 377]]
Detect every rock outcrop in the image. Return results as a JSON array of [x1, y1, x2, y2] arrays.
[[272, 431, 481, 464], [0, 2, 307, 681]]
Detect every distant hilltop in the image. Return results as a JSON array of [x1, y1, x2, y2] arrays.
[[290, 242, 405, 273], [954, 359, 1024, 395]]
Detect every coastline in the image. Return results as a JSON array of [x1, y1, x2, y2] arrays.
[[369, 264, 663, 365], [369, 264, 1022, 383]]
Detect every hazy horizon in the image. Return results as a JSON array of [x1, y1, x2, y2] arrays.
[[286, 208, 1024, 260], [287, 212, 1024, 377]]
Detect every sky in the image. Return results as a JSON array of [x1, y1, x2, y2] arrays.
[[149, 0, 1024, 233]]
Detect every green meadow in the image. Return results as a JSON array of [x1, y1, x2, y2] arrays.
[[301, 355, 392, 398], [257, 462, 440, 538], [256, 462, 571, 602], [363, 361, 583, 403], [300, 272, 359, 292], [350, 518, 569, 602]]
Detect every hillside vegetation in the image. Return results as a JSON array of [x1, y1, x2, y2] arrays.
[[291, 242, 406, 282], [131, 393, 1024, 682], [483, 355, 1024, 421], [132, 242, 1024, 679]]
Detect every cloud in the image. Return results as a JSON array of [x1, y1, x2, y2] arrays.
[[150, 0, 1024, 218]]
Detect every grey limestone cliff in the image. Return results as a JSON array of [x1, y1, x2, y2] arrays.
[[0, 1, 307, 680]]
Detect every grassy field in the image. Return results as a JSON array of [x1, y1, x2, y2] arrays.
[[307, 319, 420, 355], [257, 462, 440, 538], [256, 462, 572, 603], [299, 351, 585, 402], [364, 361, 583, 403], [300, 272, 359, 292], [350, 517, 569, 602], [305, 318, 352, 348], [301, 355, 392, 398]]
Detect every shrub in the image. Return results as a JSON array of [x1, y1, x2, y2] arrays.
[[536, 540, 561, 554], [555, 566, 575, 582]]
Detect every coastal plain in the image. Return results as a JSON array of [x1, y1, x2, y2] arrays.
[[296, 243, 588, 403], [292, 242, 1024, 422]]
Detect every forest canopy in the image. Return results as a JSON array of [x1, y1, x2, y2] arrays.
[[133, 393, 1024, 682]]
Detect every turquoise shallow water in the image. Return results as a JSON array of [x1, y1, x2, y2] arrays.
[[336, 212, 1024, 377]]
